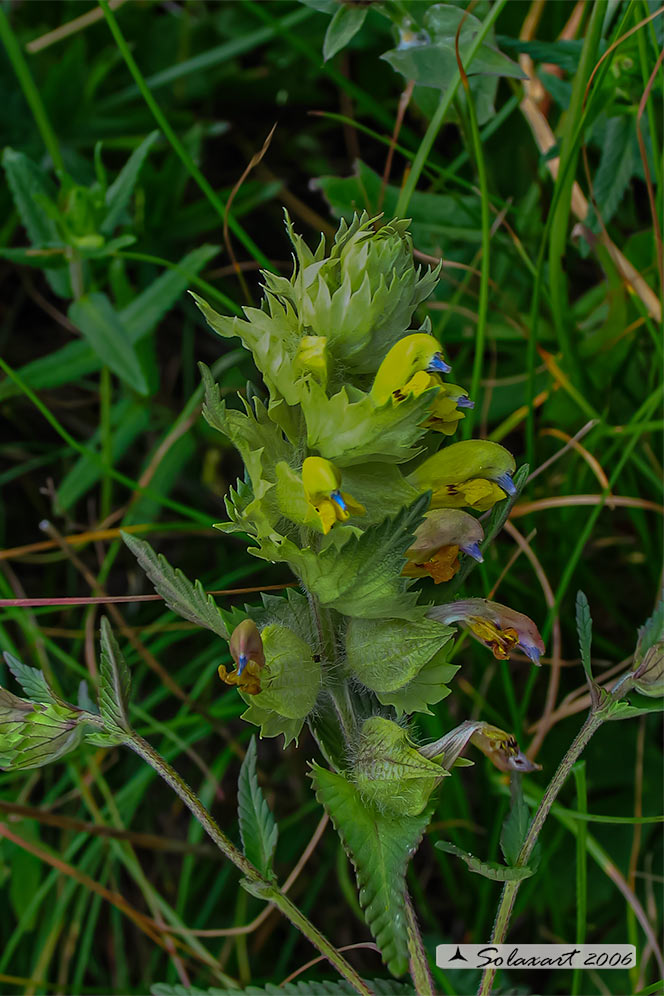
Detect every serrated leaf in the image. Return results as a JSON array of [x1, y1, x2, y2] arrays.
[[435, 841, 534, 881], [500, 783, 530, 866], [122, 532, 228, 639], [345, 616, 454, 693], [636, 597, 664, 661], [237, 737, 278, 877], [302, 496, 430, 620], [3, 653, 55, 704], [323, 4, 368, 61], [151, 978, 415, 995], [591, 115, 634, 225], [98, 618, 131, 737], [376, 648, 459, 717], [68, 293, 149, 395], [575, 590, 593, 684], [101, 130, 159, 235], [240, 699, 304, 748], [311, 764, 431, 977]]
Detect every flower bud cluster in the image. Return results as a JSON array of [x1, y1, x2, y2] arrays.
[[196, 213, 542, 807]]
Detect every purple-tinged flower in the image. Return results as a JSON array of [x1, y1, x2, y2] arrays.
[[429, 598, 545, 665]]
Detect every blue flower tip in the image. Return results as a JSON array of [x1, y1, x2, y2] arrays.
[[237, 653, 248, 675], [462, 542, 484, 563], [427, 353, 452, 375], [330, 490, 347, 513], [496, 472, 517, 497]]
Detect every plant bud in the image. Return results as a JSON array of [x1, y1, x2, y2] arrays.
[[219, 619, 265, 695], [353, 716, 447, 816], [632, 642, 664, 697], [0, 688, 83, 770], [247, 624, 321, 720]]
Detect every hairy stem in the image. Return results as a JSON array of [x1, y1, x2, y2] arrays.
[[406, 893, 434, 996], [127, 731, 374, 996], [477, 710, 603, 996]]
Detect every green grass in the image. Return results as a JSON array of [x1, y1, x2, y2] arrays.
[[0, 1, 661, 994]]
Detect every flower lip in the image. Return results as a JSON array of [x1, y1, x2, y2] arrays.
[[330, 489, 348, 513], [456, 395, 475, 409], [427, 352, 452, 375], [495, 471, 517, 497], [460, 541, 483, 563], [237, 652, 249, 675]]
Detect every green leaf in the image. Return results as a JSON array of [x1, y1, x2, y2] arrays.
[[121, 245, 220, 343], [237, 736, 278, 877], [636, 597, 664, 661], [122, 532, 228, 639], [98, 618, 132, 737], [101, 130, 159, 235], [591, 115, 634, 226], [301, 496, 430, 620], [575, 590, 594, 684], [8, 821, 42, 931], [605, 697, 664, 722], [311, 764, 431, 977], [376, 647, 459, 717], [68, 293, 149, 395], [2, 147, 70, 297], [382, 6, 525, 92], [3, 653, 55, 704], [500, 783, 530, 866], [435, 841, 534, 881], [345, 616, 454, 693], [240, 699, 304, 748], [323, 4, 368, 61]]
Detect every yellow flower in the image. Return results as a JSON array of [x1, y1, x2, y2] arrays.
[[370, 333, 451, 406], [302, 456, 365, 534], [294, 335, 328, 387], [402, 509, 484, 583], [408, 439, 517, 511], [430, 598, 545, 665], [218, 619, 265, 695]]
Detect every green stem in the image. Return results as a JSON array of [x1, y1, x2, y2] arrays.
[[395, 0, 508, 216], [0, 8, 64, 172], [477, 710, 603, 996], [406, 894, 434, 996], [461, 55, 490, 438], [571, 762, 587, 996], [126, 731, 375, 996], [98, 0, 270, 269]]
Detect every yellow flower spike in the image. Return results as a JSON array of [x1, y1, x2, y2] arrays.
[[302, 456, 365, 534], [219, 620, 265, 695], [408, 439, 517, 511], [370, 333, 451, 405], [294, 335, 328, 387]]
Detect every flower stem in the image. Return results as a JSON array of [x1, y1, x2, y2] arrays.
[[127, 731, 374, 996], [477, 710, 603, 996], [406, 893, 434, 996]]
